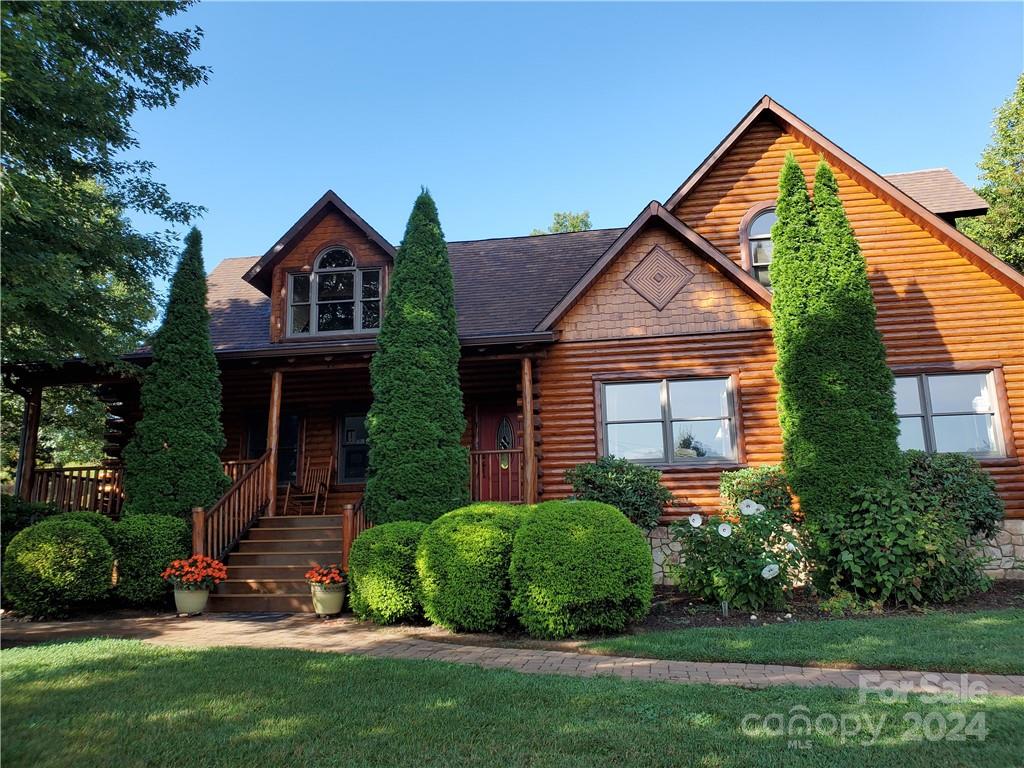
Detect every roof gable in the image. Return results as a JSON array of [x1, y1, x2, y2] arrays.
[[665, 96, 1024, 298], [535, 202, 771, 331], [243, 190, 396, 295]]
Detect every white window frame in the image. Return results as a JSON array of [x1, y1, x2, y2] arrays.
[[748, 209, 775, 289], [286, 248, 382, 337]]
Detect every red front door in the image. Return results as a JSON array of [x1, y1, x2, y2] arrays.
[[473, 406, 523, 502]]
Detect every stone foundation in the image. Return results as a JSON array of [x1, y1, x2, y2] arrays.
[[982, 518, 1024, 580], [649, 518, 1024, 585]]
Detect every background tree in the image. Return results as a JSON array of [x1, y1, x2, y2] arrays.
[[1, 1, 207, 366], [122, 229, 229, 518], [958, 74, 1024, 273], [530, 210, 591, 235], [365, 190, 469, 524], [770, 155, 902, 576]]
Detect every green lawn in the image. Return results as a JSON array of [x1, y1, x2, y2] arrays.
[[584, 609, 1024, 674], [2, 640, 1022, 767]]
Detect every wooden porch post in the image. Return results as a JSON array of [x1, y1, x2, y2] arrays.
[[191, 507, 206, 556], [14, 384, 42, 500], [266, 370, 283, 516], [520, 357, 537, 504]]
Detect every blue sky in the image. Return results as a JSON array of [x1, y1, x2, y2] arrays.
[[130, 2, 1023, 274]]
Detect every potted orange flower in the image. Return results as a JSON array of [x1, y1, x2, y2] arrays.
[[305, 564, 345, 617], [161, 555, 228, 615]]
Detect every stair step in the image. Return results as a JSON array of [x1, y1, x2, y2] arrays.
[[218, 579, 309, 595], [224, 565, 315, 579], [237, 539, 342, 554], [207, 593, 317, 613], [255, 515, 343, 529], [227, 552, 338, 567], [247, 526, 342, 541]]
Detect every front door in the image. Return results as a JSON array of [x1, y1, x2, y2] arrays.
[[474, 406, 522, 502]]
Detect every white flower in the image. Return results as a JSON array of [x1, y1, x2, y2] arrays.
[[755, 503, 766, 514], [750, 614, 758, 621], [718, 523, 733, 538], [688, 513, 703, 528], [785, 542, 797, 552], [739, 499, 759, 515], [761, 563, 780, 580]]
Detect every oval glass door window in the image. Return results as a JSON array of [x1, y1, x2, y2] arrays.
[[497, 416, 514, 470]]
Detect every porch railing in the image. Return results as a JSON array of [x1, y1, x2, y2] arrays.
[[28, 465, 125, 517], [342, 496, 372, 572], [221, 459, 259, 485], [470, 448, 524, 503], [193, 451, 273, 560]]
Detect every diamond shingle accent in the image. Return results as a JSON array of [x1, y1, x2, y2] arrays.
[[624, 246, 694, 310]]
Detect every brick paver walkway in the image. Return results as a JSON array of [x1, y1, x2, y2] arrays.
[[3, 613, 1022, 697]]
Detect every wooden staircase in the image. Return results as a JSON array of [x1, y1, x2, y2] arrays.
[[207, 515, 343, 613]]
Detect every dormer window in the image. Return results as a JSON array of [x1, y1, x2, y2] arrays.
[[288, 247, 382, 336], [741, 205, 776, 289]]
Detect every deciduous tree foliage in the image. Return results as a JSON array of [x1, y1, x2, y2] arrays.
[[364, 190, 470, 523], [1, 1, 207, 365], [122, 229, 229, 518], [959, 73, 1024, 273], [530, 210, 591, 235], [770, 155, 902, 576]]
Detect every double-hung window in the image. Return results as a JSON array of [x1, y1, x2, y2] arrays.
[[288, 247, 382, 336], [895, 371, 1005, 457], [602, 377, 738, 464]]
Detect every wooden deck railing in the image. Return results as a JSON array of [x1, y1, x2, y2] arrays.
[[193, 451, 273, 559], [341, 495, 372, 572], [470, 448, 524, 503], [221, 459, 259, 485], [28, 465, 125, 517]]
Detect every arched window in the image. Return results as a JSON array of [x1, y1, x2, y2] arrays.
[[287, 247, 382, 336], [743, 208, 776, 289]]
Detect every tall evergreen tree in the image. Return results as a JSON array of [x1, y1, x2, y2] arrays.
[[771, 155, 902, 572], [365, 190, 469, 524], [123, 228, 230, 518]]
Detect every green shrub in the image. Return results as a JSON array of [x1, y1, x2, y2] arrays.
[[113, 515, 190, 605], [904, 450, 1003, 539], [670, 470, 804, 611], [0, 494, 59, 556], [3, 519, 113, 617], [829, 481, 990, 606], [564, 457, 672, 530], [509, 501, 652, 638], [417, 503, 525, 632], [349, 522, 427, 624], [50, 511, 117, 545]]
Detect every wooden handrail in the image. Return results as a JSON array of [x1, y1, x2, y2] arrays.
[[28, 465, 125, 518], [342, 495, 371, 572], [194, 451, 273, 559]]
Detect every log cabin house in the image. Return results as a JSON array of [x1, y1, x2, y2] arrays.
[[11, 96, 1024, 608]]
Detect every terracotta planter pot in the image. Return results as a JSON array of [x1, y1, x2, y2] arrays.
[[310, 583, 346, 617], [174, 588, 210, 616]]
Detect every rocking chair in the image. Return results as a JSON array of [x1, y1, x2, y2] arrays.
[[283, 456, 334, 516]]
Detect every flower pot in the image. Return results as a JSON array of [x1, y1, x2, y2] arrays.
[[310, 583, 345, 617], [174, 588, 210, 616]]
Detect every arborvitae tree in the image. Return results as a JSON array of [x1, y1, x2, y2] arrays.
[[365, 190, 469, 523], [771, 155, 902, 574], [123, 228, 230, 518]]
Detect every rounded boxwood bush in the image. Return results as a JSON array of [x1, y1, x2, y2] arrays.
[[509, 500, 653, 638], [50, 511, 117, 545], [113, 515, 190, 605], [417, 503, 525, 632], [0, 494, 59, 556], [3, 519, 114, 617], [349, 521, 427, 624]]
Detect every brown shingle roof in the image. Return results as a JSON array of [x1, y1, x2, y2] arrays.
[[205, 228, 624, 355], [883, 168, 988, 218]]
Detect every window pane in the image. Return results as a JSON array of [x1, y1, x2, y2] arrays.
[[928, 373, 993, 414], [343, 446, 369, 481], [605, 382, 661, 421], [750, 238, 773, 266], [318, 272, 354, 301], [342, 416, 368, 446], [932, 414, 999, 455], [749, 210, 777, 238], [669, 378, 729, 419], [607, 423, 664, 461], [753, 264, 772, 288], [672, 420, 733, 460], [361, 299, 381, 329], [318, 302, 354, 332], [290, 304, 310, 334], [362, 270, 381, 299], [318, 248, 354, 269], [291, 274, 310, 304], [894, 377, 922, 415], [897, 416, 926, 451]]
